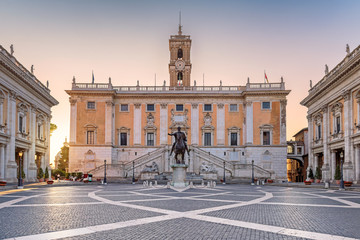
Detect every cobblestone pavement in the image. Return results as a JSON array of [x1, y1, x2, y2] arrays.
[[1, 184, 359, 240]]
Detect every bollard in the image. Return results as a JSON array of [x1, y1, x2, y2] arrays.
[[207, 181, 211, 187], [325, 182, 330, 189], [149, 182, 153, 187], [167, 181, 171, 188], [213, 181, 216, 188], [154, 180, 157, 186], [190, 182, 194, 188], [201, 180, 204, 187]]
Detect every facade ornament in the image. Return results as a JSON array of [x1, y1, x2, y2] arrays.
[[217, 103, 224, 109], [9, 90, 17, 101], [163, 80, 166, 86], [346, 44, 350, 55], [310, 80, 312, 88], [220, 80, 222, 86], [247, 77, 250, 83], [281, 76, 284, 83], [109, 77, 111, 84], [134, 103, 141, 109], [31, 104, 38, 112], [136, 80, 140, 87], [69, 98, 77, 105], [160, 103, 168, 109], [245, 101, 252, 106], [321, 105, 328, 113], [10, 44, 14, 56], [191, 103, 198, 109], [306, 114, 312, 121], [46, 80, 49, 88], [342, 90, 351, 101], [72, 76, 76, 84], [204, 113, 212, 126], [331, 101, 343, 113], [325, 64, 329, 75], [106, 101, 114, 106], [194, 80, 196, 86], [146, 113, 155, 127], [31, 65, 34, 74]]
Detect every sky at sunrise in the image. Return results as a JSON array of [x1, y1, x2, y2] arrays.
[[2, 0, 360, 163]]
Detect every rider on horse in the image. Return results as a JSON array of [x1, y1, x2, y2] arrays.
[[168, 127, 190, 156]]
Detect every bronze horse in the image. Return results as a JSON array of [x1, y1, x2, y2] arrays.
[[168, 127, 190, 164]]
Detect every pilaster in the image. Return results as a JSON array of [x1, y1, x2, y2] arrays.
[[105, 101, 114, 145], [342, 90, 354, 180], [191, 103, 199, 145], [160, 103, 168, 145], [69, 98, 77, 144], [216, 103, 225, 145], [245, 101, 253, 144], [280, 100, 287, 144], [322, 105, 330, 181], [133, 103, 142, 145]]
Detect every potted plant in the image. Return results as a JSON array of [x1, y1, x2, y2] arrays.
[[344, 181, 353, 187], [308, 168, 314, 182], [315, 167, 322, 183], [0, 180, 7, 186], [44, 167, 53, 184], [304, 180, 312, 185], [267, 179, 273, 183], [37, 168, 44, 182], [334, 165, 341, 184]]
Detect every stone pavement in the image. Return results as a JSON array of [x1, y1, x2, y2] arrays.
[[0, 184, 360, 240]]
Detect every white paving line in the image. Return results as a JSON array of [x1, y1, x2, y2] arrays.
[[5, 188, 359, 240], [9, 202, 105, 207], [303, 192, 360, 207], [258, 202, 355, 208], [0, 193, 45, 209], [188, 215, 358, 240]]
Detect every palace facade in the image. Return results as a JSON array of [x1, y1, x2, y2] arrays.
[[301, 44, 360, 183], [67, 25, 290, 181], [0, 45, 58, 183]]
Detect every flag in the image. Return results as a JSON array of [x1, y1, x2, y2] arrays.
[[264, 71, 269, 83], [92, 71, 94, 84]]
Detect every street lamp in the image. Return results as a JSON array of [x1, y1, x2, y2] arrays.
[[103, 159, 107, 185], [18, 152, 23, 189], [340, 152, 344, 190], [132, 160, 135, 184], [251, 160, 255, 185], [223, 161, 226, 184]]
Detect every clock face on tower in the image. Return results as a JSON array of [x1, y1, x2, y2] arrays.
[[175, 60, 185, 70]]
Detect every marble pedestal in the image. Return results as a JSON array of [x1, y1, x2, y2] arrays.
[[171, 164, 188, 188]]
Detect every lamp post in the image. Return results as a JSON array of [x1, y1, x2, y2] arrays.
[[340, 152, 344, 190], [132, 160, 135, 184], [223, 161, 226, 184], [103, 159, 107, 185], [18, 152, 23, 189], [251, 160, 255, 185]]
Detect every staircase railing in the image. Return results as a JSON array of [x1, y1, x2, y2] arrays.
[[192, 147, 233, 173]]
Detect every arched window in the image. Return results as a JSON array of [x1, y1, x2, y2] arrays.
[[177, 72, 183, 81], [178, 48, 183, 59]]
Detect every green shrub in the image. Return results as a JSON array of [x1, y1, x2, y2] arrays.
[[44, 167, 49, 179], [334, 165, 341, 180], [71, 172, 76, 177], [308, 168, 314, 179], [65, 172, 70, 179], [76, 172, 83, 179], [52, 169, 65, 177], [37, 168, 44, 179], [315, 167, 322, 180]]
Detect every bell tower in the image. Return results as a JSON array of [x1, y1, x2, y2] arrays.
[[169, 13, 192, 87]]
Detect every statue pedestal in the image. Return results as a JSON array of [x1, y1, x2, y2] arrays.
[[171, 164, 188, 188]]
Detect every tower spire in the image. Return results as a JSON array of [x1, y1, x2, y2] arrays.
[[178, 11, 182, 35]]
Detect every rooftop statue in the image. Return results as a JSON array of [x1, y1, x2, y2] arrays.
[[325, 64, 329, 75], [10, 44, 14, 56], [346, 44, 350, 55]]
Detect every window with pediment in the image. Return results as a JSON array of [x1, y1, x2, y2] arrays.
[[84, 124, 97, 145], [0, 89, 5, 132], [118, 127, 130, 146], [227, 126, 241, 146], [260, 124, 273, 145], [331, 102, 343, 137], [17, 103, 28, 135]]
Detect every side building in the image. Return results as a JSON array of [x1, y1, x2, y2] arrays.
[[66, 25, 290, 181], [301, 44, 360, 183], [0, 45, 59, 183]]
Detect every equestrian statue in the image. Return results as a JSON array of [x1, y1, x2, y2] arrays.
[[168, 127, 190, 164]]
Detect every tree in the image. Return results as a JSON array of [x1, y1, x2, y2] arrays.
[[45, 167, 49, 179], [58, 143, 69, 172], [308, 168, 314, 179], [315, 167, 322, 180], [50, 123, 57, 135], [334, 165, 341, 180]]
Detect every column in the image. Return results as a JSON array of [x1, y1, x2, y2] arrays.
[[245, 101, 253, 144], [280, 100, 287, 144], [191, 103, 199, 145], [331, 150, 336, 181], [0, 145, 4, 179], [307, 115, 313, 179], [105, 101, 114, 145], [322, 105, 330, 180], [23, 150, 28, 180], [28, 105, 37, 181], [160, 103, 168, 145], [69, 99, 77, 144], [6, 91, 17, 181], [216, 103, 225, 145], [343, 91, 354, 180], [355, 145, 360, 183], [133, 104, 142, 145]]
